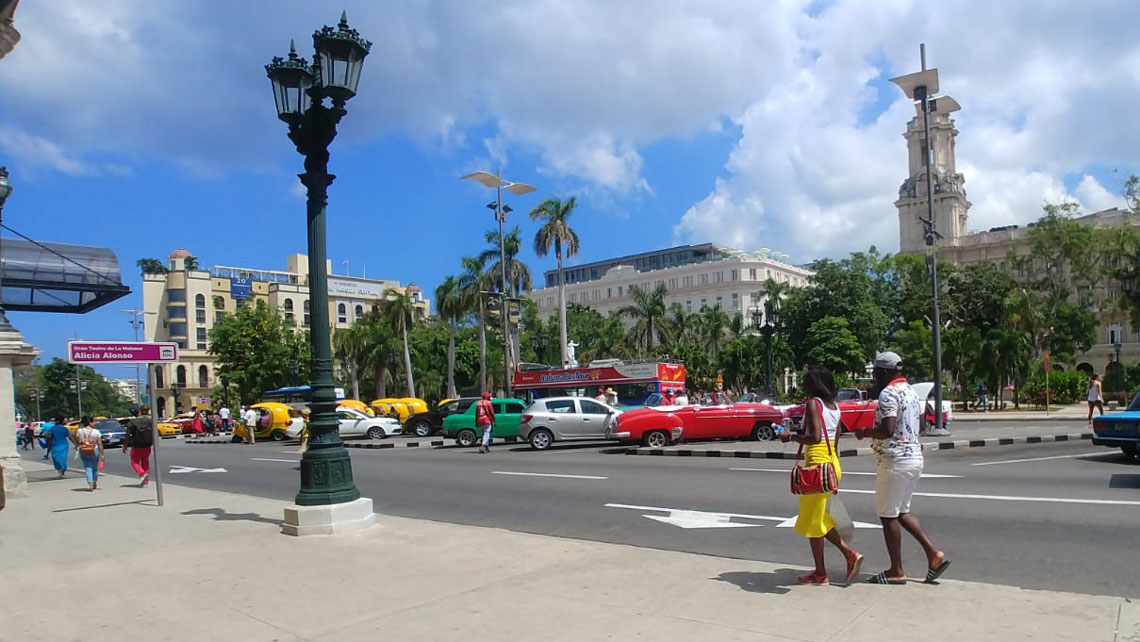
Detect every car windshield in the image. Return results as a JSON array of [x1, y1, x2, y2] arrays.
[[836, 389, 860, 401], [1129, 392, 1140, 412], [95, 421, 122, 432]]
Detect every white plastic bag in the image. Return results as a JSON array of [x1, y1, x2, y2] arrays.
[[827, 495, 855, 543]]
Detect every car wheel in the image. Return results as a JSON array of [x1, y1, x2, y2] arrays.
[[752, 422, 775, 441], [367, 426, 386, 440], [271, 429, 286, 442], [529, 429, 553, 451], [456, 429, 477, 448], [412, 420, 433, 438], [642, 430, 669, 448], [1122, 443, 1138, 459]]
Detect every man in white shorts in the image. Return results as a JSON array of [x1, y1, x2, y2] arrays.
[[855, 352, 951, 585]]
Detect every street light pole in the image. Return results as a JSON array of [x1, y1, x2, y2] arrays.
[[266, 12, 371, 507], [0, 166, 12, 330], [123, 309, 147, 405], [759, 300, 777, 401], [29, 387, 42, 422]]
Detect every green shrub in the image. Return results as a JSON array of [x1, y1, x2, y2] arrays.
[[1021, 369, 1088, 405]]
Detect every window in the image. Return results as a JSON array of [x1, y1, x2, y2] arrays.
[[157, 397, 166, 419], [195, 294, 205, 309], [699, 274, 708, 286], [1109, 288, 1119, 300], [731, 293, 739, 310], [1109, 324, 1123, 345], [684, 275, 693, 288], [215, 311, 224, 323], [766, 269, 771, 279], [176, 365, 187, 386], [167, 289, 186, 303], [154, 367, 165, 389], [730, 270, 738, 281], [607, 288, 612, 298], [505, 402, 525, 414], [700, 298, 707, 309], [304, 300, 311, 327], [685, 300, 692, 313], [284, 299, 295, 322], [579, 400, 610, 415], [618, 287, 623, 297], [715, 296, 723, 309], [168, 322, 187, 337], [213, 296, 225, 310], [195, 309, 206, 324], [198, 365, 209, 388], [167, 306, 186, 320], [749, 268, 757, 280], [337, 303, 347, 324], [545, 399, 576, 414], [355, 304, 363, 318], [715, 272, 723, 284], [196, 328, 207, 350]]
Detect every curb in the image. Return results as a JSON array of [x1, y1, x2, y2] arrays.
[[952, 416, 1085, 423], [343, 440, 446, 450], [626, 432, 1095, 459]]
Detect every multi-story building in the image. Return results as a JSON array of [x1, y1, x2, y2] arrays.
[[110, 379, 140, 404], [528, 243, 812, 323], [142, 249, 428, 418], [894, 95, 1139, 376]]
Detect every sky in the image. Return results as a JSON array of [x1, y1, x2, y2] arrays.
[[1, 0, 1138, 379]]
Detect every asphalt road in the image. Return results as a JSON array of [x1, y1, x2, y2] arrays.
[[26, 433, 1139, 598]]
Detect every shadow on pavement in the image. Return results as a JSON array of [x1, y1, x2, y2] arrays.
[[182, 507, 280, 526], [52, 500, 153, 513], [711, 569, 802, 595], [1109, 474, 1140, 489]]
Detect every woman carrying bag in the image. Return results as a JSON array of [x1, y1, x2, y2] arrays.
[[779, 366, 863, 585], [75, 416, 104, 491]]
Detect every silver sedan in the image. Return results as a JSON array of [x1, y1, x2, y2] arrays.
[[518, 397, 621, 450]]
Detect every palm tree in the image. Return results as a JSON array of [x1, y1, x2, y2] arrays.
[[383, 288, 420, 397], [333, 322, 368, 399], [435, 276, 462, 399], [458, 256, 492, 393], [357, 310, 398, 398], [479, 226, 532, 295], [699, 305, 731, 364], [756, 277, 790, 315], [184, 255, 200, 271], [136, 258, 168, 275], [619, 284, 668, 356], [530, 196, 581, 366]]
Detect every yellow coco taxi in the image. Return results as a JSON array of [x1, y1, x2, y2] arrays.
[[370, 398, 428, 423], [232, 402, 305, 442], [338, 399, 375, 416]]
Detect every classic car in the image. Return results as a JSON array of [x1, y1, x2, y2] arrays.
[[610, 402, 785, 447], [1092, 390, 1140, 458], [441, 398, 527, 447], [404, 397, 479, 437], [783, 382, 949, 433]]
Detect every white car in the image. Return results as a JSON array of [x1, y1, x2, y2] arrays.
[[911, 382, 954, 429], [518, 397, 622, 450], [336, 407, 402, 439]]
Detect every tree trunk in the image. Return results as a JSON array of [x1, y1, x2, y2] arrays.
[[402, 322, 415, 397], [557, 242, 569, 366], [478, 299, 487, 393], [376, 365, 388, 398], [446, 322, 457, 399], [350, 360, 360, 400]]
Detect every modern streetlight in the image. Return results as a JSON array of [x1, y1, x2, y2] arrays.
[[266, 12, 370, 508], [461, 170, 536, 397], [170, 381, 181, 416], [891, 44, 957, 436], [123, 309, 156, 405], [28, 386, 43, 422], [68, 374, 88, 418], [759, 299, 779, 401]]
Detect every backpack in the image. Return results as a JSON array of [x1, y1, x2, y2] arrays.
[[78, 429, 99, 455], [130, 420, 154, 447]]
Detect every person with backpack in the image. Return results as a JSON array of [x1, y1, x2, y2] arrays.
[[123, 405, 155, 487], [75, 416, 104, 491], [476, 392, 495, 454]]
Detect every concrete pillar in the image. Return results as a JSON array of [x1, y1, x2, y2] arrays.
[[0, 322, 40, 498]]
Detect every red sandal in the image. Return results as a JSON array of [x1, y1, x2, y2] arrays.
[[845, 550, 865, 583], [797, 570, 829, 585]]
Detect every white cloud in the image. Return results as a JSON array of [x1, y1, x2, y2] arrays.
[[1074, 175, 1124, 213], [0, 126, 129, 176]]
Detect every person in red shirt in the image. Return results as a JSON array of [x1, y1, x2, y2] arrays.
[[476, 392, 495, 454], [661, 389, 676, 406]]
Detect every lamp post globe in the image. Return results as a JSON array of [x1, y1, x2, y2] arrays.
[[266, 14, 371, 508]]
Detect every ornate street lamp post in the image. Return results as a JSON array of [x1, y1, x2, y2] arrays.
[[266, 12, 370, 508], [759, 300, 778, 401]]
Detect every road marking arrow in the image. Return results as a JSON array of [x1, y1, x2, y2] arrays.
[[169, 466, 227, 474], [605, 503, 881, 530]]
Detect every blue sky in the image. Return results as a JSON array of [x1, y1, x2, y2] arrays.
[[1, 1, 1137, 378]]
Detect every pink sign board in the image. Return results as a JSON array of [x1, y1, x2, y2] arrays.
[[68, 341, 179, 364]]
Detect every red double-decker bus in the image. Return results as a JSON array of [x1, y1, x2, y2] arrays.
[[512, 360, 686, 407]]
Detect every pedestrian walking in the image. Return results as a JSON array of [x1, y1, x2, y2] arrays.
[[38, 419, 53, 457], [243, 406, 259, 444], [779, 365, 863, 585], [854, 352, 951, 585], [123, 405, 155, 488], [22, 424, 34, 450], [476, 392, 495, 454], [1087, 373, 1104, 424], [75, 416, 104, 491], [45, 417, 71, 478], [219, 405, 231, 432]]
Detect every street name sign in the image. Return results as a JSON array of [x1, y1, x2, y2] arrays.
[[68, 340, 179, 364]]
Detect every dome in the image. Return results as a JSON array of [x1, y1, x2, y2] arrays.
[[406, 282, 421, 294], [168, 248, 192, 260]]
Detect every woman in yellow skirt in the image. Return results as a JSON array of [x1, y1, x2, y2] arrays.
[[779, 365, 863, 585]]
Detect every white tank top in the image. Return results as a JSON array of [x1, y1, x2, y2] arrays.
[[1087, 383, 1101, 402], [814, 398, 840, 443]]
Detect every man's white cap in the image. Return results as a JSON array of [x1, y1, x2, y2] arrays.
[[873, 351, 903, 370]]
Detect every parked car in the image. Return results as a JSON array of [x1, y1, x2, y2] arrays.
[[1092, 390, 1140, 458], [370, 398, 428, 424], [404, 397, 478, 437], [95, 418, 127, 447], [338, 399, 376, 417], [232, 402, 305, 442], [836, 387, 870, 402], [783, 396, 876, 433], [164, 411, 203, 435], [911, 382, 954, 431], [442, 398, 527, 447], [611, 402, 784, 447], [518, 397, 622, 450], [153, 418, 183, 437], [335, 407, 402, 439]]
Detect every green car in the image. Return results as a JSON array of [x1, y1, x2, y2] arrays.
[[442, 398, 527, 447]]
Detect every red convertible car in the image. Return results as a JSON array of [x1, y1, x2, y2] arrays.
[[609, 403, 786, 448], [783, 384, 949, 433]]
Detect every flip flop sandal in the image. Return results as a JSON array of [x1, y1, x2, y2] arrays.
[[867, 572, 906, 585], [925, 559, 952, 584], [845, 552, 865, 583]]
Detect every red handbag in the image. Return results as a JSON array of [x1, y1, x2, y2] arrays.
[[790, 400, 839, 495]]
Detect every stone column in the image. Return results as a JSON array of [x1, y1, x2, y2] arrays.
[[0, 322, 40, 498]]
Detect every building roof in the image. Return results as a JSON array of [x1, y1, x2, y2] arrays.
[[2, 238, 130, 313], [169, 248, 192, 259]]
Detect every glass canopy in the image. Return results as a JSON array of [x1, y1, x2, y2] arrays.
[[1, 238, 130, 313]]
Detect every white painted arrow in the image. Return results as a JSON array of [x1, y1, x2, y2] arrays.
[[169, 466, 227, 474], [605, 503, 881, 530]]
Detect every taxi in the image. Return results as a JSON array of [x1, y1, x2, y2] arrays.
[[232, 402, 305, 442], [338, 399, 376, 416], [370, 398, 428, 424]]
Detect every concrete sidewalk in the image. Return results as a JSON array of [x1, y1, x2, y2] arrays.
[[952, 404, 1094, 422], [2, 460, 1134, 642]]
